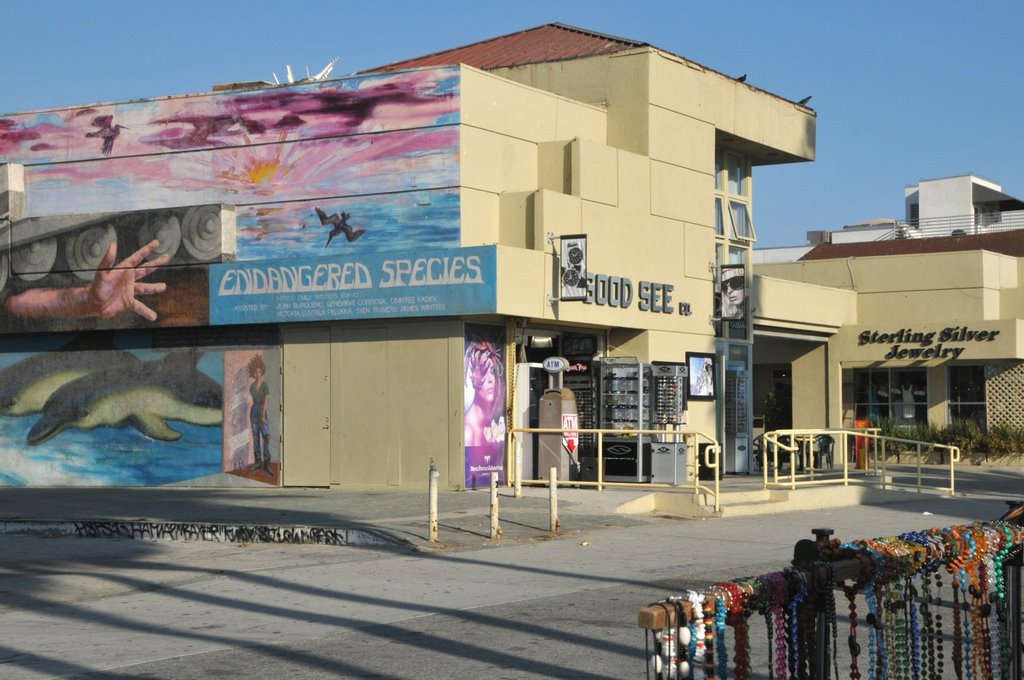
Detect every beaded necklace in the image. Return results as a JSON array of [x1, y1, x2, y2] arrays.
[[714, 593, 728, 680], [861, 543, 886, 680], [932, 570, 946, 680], [687, 590, 706, 680], [703, 601, 716, 680], [825, 561, 840, 680], [763, 571, 789, 680], [840, 552, 872, 680], [899, 531, 934, 680], [720, 581, 749, 680], [992, 523, 1014, 677], [784, 567, 808, 680], [905, 577, 921, 680]]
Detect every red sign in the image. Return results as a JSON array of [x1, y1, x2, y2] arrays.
[[562, 414, 579, 455]]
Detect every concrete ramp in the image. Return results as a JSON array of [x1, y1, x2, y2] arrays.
[[616, 484, 935, 519]]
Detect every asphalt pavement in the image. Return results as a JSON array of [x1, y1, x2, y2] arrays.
[[1, 465, 1023, 678]]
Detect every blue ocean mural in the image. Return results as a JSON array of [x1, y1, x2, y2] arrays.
[[0, 331, 278, 487]]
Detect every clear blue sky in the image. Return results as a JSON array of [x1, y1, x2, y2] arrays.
[[4, 1, 1023, 247]]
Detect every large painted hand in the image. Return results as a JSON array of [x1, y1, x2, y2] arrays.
[[87, 240, 171, 320]]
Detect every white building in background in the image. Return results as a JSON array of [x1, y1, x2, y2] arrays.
[[756, 174, 1024, 265]]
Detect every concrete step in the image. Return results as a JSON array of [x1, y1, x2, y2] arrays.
[[618, 482, 932, 520]]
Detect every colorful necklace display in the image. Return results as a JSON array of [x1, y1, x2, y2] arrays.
[[644, 518, 1024, 680]]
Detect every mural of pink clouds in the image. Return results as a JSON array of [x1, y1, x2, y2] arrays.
[[25, 127, 458, 215], [0, 68, 459, 165]]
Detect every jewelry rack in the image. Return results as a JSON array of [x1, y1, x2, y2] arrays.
[[638, 500, 1024, 679]]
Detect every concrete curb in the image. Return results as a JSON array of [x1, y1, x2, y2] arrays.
[[0, 519, 410, 549]]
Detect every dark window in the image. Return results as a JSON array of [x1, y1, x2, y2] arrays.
[[947, 365, 986, 429]]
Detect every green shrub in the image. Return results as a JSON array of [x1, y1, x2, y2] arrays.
[[937, 419, 984, 456], [981, 425, 1019, 455]]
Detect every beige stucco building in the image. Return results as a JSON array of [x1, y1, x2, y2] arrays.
[[0, 24, 815, 488], [753, 175, 1024, 443]]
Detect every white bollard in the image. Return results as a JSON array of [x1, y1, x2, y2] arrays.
[[549, 467, 559, 533], [428, 462, 439, 542], [490, 472, 502, 540], [514, 440, 523, 499]]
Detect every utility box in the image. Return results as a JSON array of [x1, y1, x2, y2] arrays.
[[650, 442, 689, 485]]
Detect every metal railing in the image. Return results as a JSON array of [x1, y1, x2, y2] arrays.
[[882, 209, 1024, 240], [760, 427, 960, 495], [508, 427, 722, 512]]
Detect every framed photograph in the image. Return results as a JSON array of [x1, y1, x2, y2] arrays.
[[719, 264, 746, 321], [686, 352, 716, 400], [559, 234, 589, 301]]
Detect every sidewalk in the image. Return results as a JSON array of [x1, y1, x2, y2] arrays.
[[0, 484, 659, 552], [1, 464, 1020, 551]]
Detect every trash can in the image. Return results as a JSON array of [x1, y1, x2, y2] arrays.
[[855, 419, 870, 470]]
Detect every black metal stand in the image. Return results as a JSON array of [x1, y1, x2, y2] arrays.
[[811, 527, 834, 680]]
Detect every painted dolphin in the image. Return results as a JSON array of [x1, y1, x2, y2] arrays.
[[0, 334, 141, 417], [27, 350, 223, 445]]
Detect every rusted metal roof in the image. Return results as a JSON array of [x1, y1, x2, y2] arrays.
[[799, 230, 1024, 260], [363, 22, 648, 73]]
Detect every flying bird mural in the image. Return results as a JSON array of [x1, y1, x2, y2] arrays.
[[314, 207, 366, 246], [85, 115, 126, 156]]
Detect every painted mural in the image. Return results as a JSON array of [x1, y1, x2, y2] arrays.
[[0, 329, 279, 486], [0, 68, 461, 261], [0, 67, 464, 487], [222, 349, 281, 485], [0, 204, 226, 334], [464, 323, 507, 488]]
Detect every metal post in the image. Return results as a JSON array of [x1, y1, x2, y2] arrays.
[[490, 472, 501, 540], [842, 431, 849, 487], [921, 444, 929, 491], [428, 461, 439, 543], [514, 439, 523, 499], [812, 527, 835, 680], [549, 467, 559, 533]]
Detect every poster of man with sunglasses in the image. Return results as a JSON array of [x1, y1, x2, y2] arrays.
[[719, 265, 746, 321]]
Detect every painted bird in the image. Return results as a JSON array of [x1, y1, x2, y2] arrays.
[[314, 207, 366, 247], [85, 115, 127, 156]]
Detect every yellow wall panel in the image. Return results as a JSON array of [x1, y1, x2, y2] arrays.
[[572, 139, 618, 206], [650, 160, 712, 224], [460, 187, 499, 246], [648, 105, 715, 172], [460, 126, 537, 195]]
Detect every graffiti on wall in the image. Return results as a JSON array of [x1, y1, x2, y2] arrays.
[[0, 69, 461, 260], [464, 323, 507, 488], [0, 329, 279, 486]]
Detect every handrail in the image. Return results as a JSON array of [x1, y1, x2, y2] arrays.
[[760, 427, 959, 495], [881, 209, 1024, 240], [508, 427, 722, 512]]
